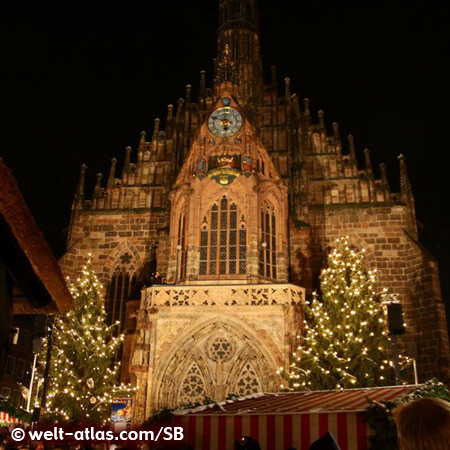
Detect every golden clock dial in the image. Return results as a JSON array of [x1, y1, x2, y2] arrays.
[[208, 107, 243, 137]]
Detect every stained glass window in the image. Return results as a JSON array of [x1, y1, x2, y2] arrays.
[[260, 204, 277, 280], [177, 214, 187, 281], [199, 196, 246, 276], [108, 266, 135, 334]]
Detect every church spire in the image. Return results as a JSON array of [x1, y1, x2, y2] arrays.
[[216, 0, 263, 105], [218, 0, 259, 33]]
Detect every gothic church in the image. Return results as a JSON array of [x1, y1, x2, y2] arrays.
[[60, 0, 450, 422]]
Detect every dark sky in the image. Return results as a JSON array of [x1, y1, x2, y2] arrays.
[[2, 0, 450, 295]]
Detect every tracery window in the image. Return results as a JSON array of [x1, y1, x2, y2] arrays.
[[108, 252, 136, 334], [206, 336, 236, 362], [259, 203, 277, 279], [199, 196, 246, 276], [179, 363, 207, 406], [235, 362, 261, 396], [177, 213, 187, 281]]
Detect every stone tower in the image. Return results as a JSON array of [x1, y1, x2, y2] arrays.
[[60, 0, 450, 421]]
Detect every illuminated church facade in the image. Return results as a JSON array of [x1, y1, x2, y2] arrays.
[[60, 0, 450, 421]]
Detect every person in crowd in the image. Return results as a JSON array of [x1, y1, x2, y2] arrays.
[[234, 436, 261, 450], [0, 428, 9, 442], [393, 397, 450, 449], [152, 272, 162, 285], [309, 432, 340, 450]]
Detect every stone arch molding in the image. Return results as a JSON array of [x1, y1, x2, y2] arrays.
[[104, 240, 143, 278], [152, 316, 280, 410], [199, 179, 250, 213], [156, 347, 214, 409], [227, 351, 263, 397]]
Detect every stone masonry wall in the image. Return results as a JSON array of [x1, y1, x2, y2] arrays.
[[288, 202, 450, 382], [60, 209, 170, 289]]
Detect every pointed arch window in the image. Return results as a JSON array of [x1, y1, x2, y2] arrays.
[[179, 362, 207, 406], [235, 362, 261, 396], [177, 213, 187, 282], [260, 203, 277, 280], [108, 252, 136, 334], [199, 196, 246, 276]]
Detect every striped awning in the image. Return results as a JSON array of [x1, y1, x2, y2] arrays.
[[0, 411, 21, 424], [172, 385, 417, 450], [176, 385, 415, 415]]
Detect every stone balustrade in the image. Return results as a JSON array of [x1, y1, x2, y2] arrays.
[[144, 283, 305, 308]]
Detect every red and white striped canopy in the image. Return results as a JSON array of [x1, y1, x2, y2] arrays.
[[172, 385, 416, 450], [0, 411, 21, 424]]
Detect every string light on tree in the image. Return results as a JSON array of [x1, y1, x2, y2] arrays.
[[39, 255, 136, 422], [279, 237, 410, 391]]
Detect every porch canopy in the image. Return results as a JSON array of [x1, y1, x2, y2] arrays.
[[173, 385, 417, 450]]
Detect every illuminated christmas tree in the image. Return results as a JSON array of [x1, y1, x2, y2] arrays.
[[282, 237, 409, 391], [42, 256, 135, 422]]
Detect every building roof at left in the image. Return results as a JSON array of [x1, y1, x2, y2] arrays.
[[0, 158, 72, 314]]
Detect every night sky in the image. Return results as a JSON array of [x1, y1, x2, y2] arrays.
[[2, 1, 450, 297]]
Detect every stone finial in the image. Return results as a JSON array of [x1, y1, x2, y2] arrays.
[[332, 122, 339, 135], [176, 98, 185, 122], [398, 154, 413, 201], [93, 172, 103, 199], [122, 146, 132, 179], [303, 98, 311, 116], [332, 122, 341, 149], [199, 70, 206, 95], [167, 104, 173, 121], [140, 130, 147, 148], [271, 66, 277, 87], [292, 93, 300, 118], [284, 77, 291, 99], [76, 164, 88, 201], [185, 84, 191, 105], [380, 163, 391, 198], [136, 148, 144, 185], [364, 148, 373, 178], [318, 110, 325, 129], [152, 118, 160, 141], [348, 135, 356, 161], [107, 158, 117, 191]]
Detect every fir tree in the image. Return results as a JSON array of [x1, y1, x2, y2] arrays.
[[41, 256, 135, 423], [282, 237, 409, 391]]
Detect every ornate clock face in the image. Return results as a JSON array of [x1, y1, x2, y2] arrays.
[[208, 107, 243, 137]]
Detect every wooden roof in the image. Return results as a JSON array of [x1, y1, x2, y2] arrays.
[[0, 159, 72, 314]]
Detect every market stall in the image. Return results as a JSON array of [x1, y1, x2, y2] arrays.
[[0, 411, 21, 425], [172, 385, 416, 450]]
